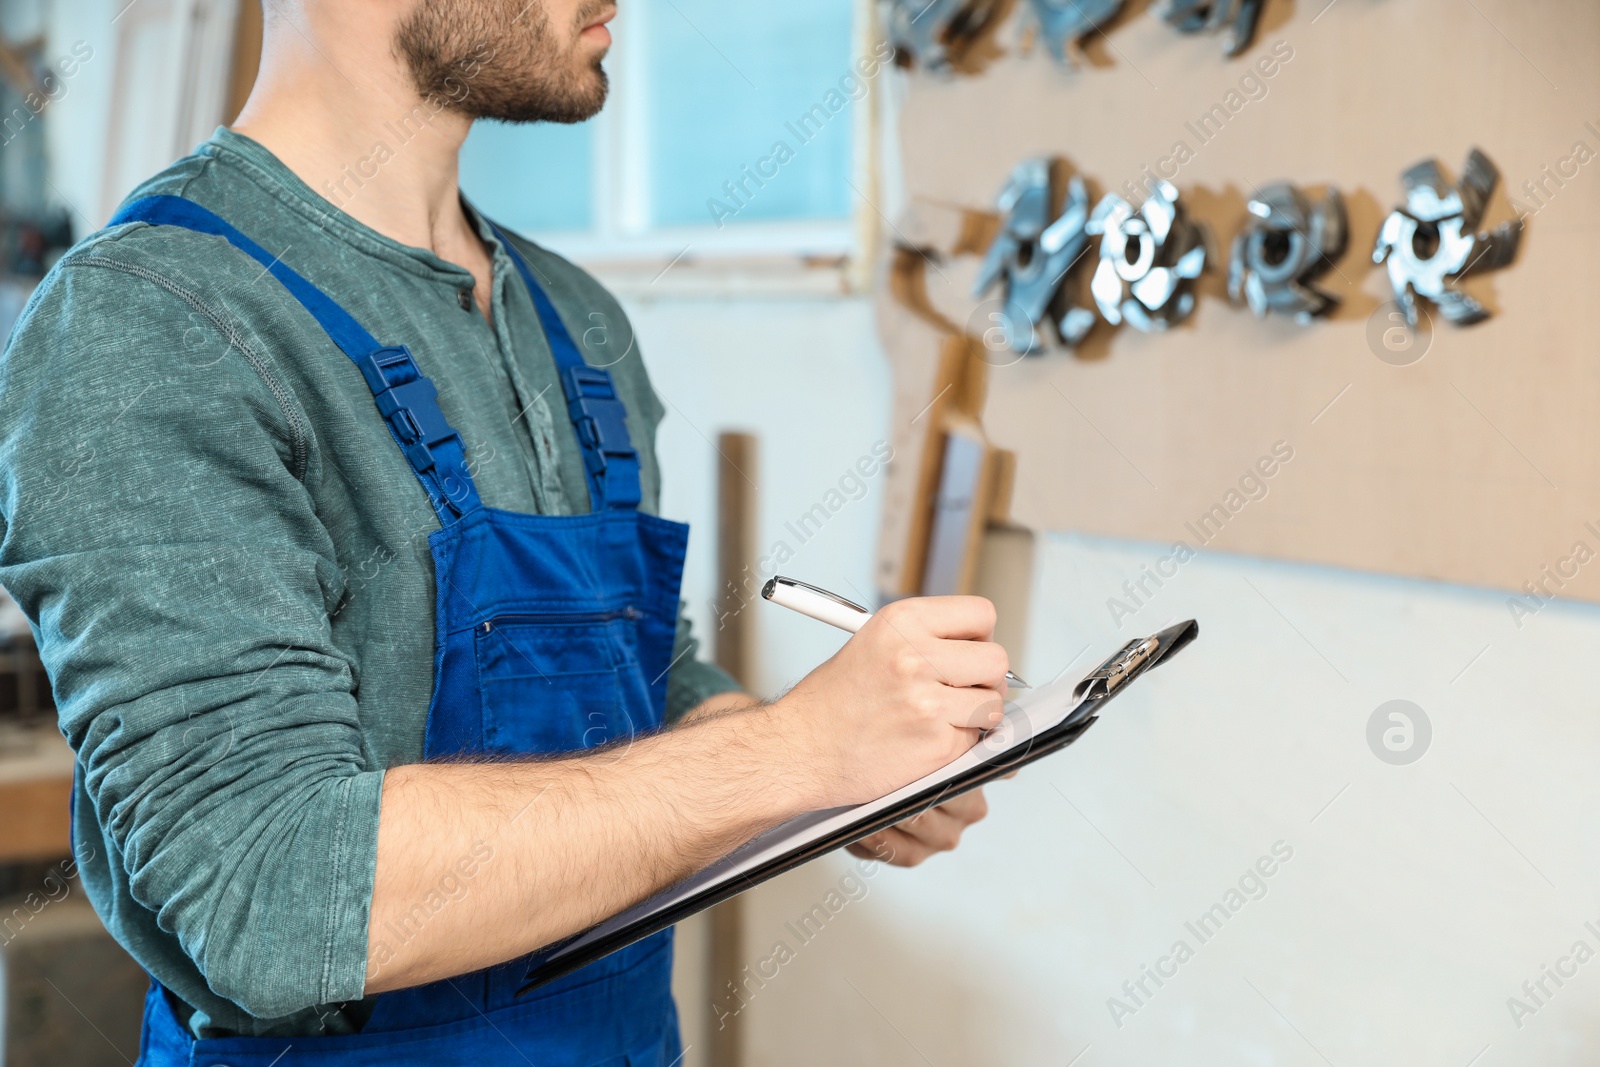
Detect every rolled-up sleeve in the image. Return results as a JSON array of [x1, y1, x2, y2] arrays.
[[0, 257, 381, 1018]]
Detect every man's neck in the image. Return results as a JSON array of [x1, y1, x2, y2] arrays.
[[230, 6, 493, 306]]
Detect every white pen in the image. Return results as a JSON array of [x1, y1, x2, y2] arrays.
[[760, 575, 1030, 689]]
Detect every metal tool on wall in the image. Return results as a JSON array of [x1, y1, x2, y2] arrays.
[[972, 159, 1097, 354], [1373, 147, 1523, 328], [1157, 0, 1266, 57], [1086, 181, 1208, 332], [1025, 0, 1124, 66], [1228, 182, 1347, 322], [886, 0, 1006, 73]]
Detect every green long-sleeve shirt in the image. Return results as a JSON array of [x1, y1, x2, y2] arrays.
[[0, 128, 737, 1038]]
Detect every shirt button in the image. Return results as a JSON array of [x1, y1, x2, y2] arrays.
[[457, 287, 474, 311]]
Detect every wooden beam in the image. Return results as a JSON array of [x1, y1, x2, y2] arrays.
[[0, 776, 72, 863], [0, 727, 74, 864], [224, 0, 263, 125], [0, 38, 43, 99], [709, 430, 757, 1067], [713, 432, 758, 686]]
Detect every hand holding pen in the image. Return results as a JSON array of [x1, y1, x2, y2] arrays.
[[762, 576, 1029, 690]]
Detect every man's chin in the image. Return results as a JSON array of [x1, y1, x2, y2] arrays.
[[566, 63, 609, 120], [476, 75, 607, 125], [452, 48, 609, 125]]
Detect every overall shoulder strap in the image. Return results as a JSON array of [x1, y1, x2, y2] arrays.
[[488, 223, 641, 512], [109, 195, 482, 525]]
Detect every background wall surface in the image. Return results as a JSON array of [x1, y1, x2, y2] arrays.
[[623, 292, 892, 700]]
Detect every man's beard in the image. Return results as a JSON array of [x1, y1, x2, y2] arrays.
[[396, 1, 611, 124]]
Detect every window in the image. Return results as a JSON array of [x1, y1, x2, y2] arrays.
[[461, 0, 873, 261]]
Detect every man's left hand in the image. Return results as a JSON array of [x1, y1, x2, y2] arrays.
[[846, 788, 990, 868]]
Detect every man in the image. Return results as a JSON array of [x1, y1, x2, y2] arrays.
[[0, 1, 1010, 1062]]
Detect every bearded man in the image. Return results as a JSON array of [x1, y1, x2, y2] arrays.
[[0, 3, 1010, 1062]]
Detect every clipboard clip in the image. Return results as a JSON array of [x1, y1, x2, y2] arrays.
[[1070, 620, 1198, 705], [1073, 635, 1162, 703], [1068, 617, 1196, 710]]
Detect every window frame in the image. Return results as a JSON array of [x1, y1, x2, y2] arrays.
[[500, 0, 880, 268]]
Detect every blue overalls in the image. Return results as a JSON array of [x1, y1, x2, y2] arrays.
[[107, 195, 689, 1066]]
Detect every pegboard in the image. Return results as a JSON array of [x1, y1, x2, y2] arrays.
[[874, 0, 1600, 604]]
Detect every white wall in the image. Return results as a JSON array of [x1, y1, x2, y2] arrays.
[[37, 0, 119, 234], [625, 290, 891, 698], [23, 0, 236, 235]]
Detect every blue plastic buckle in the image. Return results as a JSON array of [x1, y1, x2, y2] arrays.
[[562, 365, 637, 476], [357, 346, 461, 475], [354, 346, 416, 395], [377, 378, 457, 473]]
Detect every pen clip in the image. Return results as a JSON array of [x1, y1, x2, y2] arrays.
[[1073, 635, 1161, 704], [762, 576, 870, 615]]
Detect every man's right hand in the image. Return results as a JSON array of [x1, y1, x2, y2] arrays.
[[771, 595, 1011, 810]]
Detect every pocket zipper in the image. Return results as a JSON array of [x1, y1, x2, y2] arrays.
[[480, 606, 641, 634]]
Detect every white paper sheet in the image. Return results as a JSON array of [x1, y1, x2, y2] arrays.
[[549, 674, 1092, 960]]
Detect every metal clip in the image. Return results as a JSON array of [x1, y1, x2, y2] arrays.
[[1026, 0, 1124, 67], [1087, 180, 1208, 332], [1074, 635, 1161, 703], [972, 159, 1097, 353], [1373, 147, 1523, 328], [1228, 182, 1348, 323], [886, 0, 1006, 73], [1158, 0, 1265, 57]]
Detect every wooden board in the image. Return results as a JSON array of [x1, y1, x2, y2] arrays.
[[0, 726, 74, 863], [875, 0, 1600, 601]]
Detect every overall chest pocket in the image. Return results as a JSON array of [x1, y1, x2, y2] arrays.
[[474, 609, 657, 756]]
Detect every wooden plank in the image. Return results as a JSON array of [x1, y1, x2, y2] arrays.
[[920, 418, 996, 595], [710, 431, 757, 1067], [0, 726, 74, 863], [224, 0, 263, 124], [879, 236, 1007, 598], [714, 432, 758, 686], [987, 447, 1017, 524], [0, 771, 71, 864]]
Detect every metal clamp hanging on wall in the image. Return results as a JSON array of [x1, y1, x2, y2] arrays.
[[1372, 147, 1523, 328], [1157, 0, 1265, 57], [1086, 181, 1208, 332], [972, 159, 1097, 353], [886, 0, 1006, 73], [1025, 0, 1124, 66], [1228, 182, 1347, 322]]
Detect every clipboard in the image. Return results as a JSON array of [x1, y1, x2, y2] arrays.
[[519, 618, 1198, 994]]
